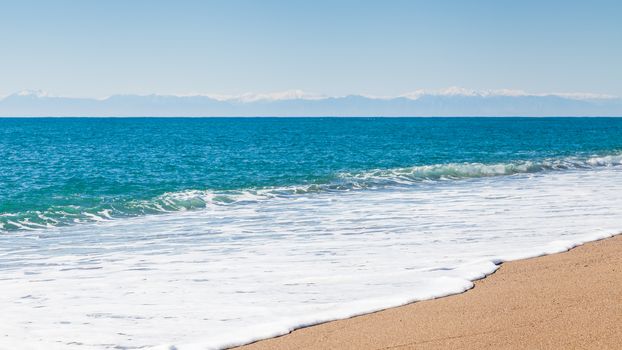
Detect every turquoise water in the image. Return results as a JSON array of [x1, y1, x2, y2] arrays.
[[3, 117, 622, 349], [1, 117, 622, 232]]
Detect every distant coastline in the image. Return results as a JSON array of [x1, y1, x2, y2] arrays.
[[1, 89, 621, 117]]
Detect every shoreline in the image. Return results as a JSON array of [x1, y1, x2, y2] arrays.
[[235, 233, 622, 350]]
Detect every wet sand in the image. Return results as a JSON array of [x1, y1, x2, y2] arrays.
[[236, 234, 622, 350]]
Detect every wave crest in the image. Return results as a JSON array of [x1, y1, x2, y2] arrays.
[[2, 153, 622, 233]]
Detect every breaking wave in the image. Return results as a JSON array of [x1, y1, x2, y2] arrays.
[[2, 152, 622, 233]]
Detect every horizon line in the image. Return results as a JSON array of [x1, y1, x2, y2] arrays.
[[2, 87, 619, 102]]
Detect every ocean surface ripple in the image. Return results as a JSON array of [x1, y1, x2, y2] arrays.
[[1, 117, 622, 349]]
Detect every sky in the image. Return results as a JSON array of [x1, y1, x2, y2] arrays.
[[1, 0, 621, 98]]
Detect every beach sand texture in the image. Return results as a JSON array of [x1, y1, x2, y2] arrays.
[[236, 234, 622, 350]]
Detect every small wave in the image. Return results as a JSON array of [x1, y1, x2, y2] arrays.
[[2, 152, 621, 233]]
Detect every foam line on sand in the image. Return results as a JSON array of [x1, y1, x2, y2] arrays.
[[235, 234, 622, 350]]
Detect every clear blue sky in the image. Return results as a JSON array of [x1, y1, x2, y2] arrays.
[[1, 0, 620, 97]]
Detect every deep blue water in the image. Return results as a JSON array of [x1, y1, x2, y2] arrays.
[[1, 117, 621, 232]]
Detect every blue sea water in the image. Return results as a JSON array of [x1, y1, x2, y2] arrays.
[[2, 117, 622, 349], [1, 117, 622, 232]]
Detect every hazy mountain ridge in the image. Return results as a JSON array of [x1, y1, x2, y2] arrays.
[[1, 91, 621, 116]]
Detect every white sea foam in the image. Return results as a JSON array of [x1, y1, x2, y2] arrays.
[[3, 153, 622, 233], [0, 167, 621, 349]]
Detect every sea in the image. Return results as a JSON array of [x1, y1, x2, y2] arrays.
[[1, 117, 622, 349]]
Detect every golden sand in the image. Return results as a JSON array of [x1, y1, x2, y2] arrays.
[[236, 235, 622, 350]]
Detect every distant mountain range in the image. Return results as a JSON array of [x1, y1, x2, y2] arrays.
[[1, 89, 621, 116]]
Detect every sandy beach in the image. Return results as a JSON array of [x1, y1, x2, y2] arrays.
[[236, 234, 622, 350]]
